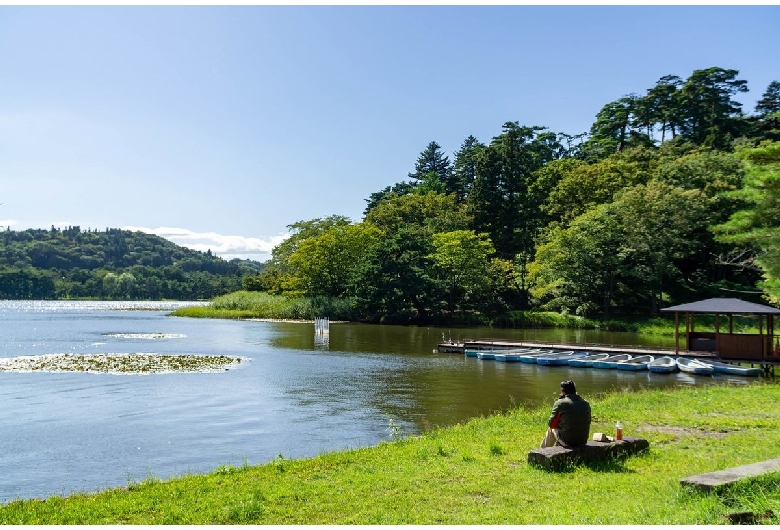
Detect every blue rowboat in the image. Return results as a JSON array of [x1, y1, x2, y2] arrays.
[[517, 350, 558, 364], [698, 359, 762, 377], [569, 352, 611, 367], [494, 348, 544, 362], [616, 355, 655, 371], [676, 357, 715, 375], [467, 347, 532, 358], [536, 351, 589, 366], [592, 354, 632, 369], [476, 351, 497, 360], [648, 356, 678, 373]]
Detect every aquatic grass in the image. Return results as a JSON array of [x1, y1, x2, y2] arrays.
[[0, 353, 242, 374], [490, 310, 599, 329], [171, 291, 358, 321], [3, 382, 780, 524]]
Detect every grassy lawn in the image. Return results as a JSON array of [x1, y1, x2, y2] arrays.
[[2, 382, 780, 524]]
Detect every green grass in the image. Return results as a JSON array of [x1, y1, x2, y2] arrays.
[[171, 291, 358, 321], [3, 383, 780, 524]]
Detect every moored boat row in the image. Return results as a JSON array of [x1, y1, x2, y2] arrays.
[[464, 348, 762, 377]]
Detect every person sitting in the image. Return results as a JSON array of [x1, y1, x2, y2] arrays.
[[540, 380, 591, 448]]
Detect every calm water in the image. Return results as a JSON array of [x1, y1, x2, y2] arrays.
[[0, 301, 756, 503]]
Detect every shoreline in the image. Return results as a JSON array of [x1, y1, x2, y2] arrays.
[[2, 382, 779, 524]]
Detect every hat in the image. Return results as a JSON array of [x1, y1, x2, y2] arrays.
[[560, 380, 576, 394]]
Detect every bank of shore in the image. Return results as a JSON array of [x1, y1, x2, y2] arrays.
[[171, 291, 768, 336], [2, 383, 779, 524]]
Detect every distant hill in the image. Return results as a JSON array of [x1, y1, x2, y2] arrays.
[[0, 226, 266, 300]]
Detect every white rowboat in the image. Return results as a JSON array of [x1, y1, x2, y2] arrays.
[[616, 355, 655, 371], [676, 357, 715, 375], [647, 356, 678, 374]]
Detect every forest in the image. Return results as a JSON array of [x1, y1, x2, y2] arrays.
[[0, 226, 263, 300], [245, 66, 780, 324]]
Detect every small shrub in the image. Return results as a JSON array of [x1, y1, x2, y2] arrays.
[[488, 442, 505, 456]]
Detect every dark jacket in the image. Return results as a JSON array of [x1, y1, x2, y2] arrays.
[[547, 393, 591, 446]]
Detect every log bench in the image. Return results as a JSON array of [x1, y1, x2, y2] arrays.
[[527, 436, 650, 470], [680, 458, 780, 492]]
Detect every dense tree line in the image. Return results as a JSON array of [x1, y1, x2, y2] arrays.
[[0, 227, 263, 300], [245, 66, 780, 324]]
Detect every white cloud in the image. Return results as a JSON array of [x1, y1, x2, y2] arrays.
[[0, 219, 18, 228], [124, 226, 288, 262]]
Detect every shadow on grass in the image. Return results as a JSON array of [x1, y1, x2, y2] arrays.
[[534, 451, 649, 474]]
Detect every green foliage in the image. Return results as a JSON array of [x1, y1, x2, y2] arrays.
[[542, 152, 648, 226], [714, 142, 780, 304], [679, 67, 749, 148], [531, 182, 712, 317], [468, 122, 562, 261], [428, 230, 495, 312], [0, 227, 258, 300], [353, 192, 473, 322], [407, 141, 452, 189], [451, 135, 484, 202], [287, 223, 381, 297]]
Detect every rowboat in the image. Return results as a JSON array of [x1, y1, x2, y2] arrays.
[[517, 350, 560, 364], [569, 352, 611, 367], [698, 359, 762, 377], [476, 351, 497, 360], [676, 357, 715, 375], [647, 356, 678, 374], [466, 347, 533, 358], [591, 354, 632, 369], [535, 351, 589, 366], [494, 349, 545, 362], [616, 355, 655, 371]]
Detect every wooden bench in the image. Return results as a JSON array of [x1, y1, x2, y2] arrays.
[[527, 436, 650, 470], [680, 458, 780, 491]]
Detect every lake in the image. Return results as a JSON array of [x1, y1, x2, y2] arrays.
[[0, 300, 754, 504]]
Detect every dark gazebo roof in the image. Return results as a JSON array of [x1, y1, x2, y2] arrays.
[[661, 297, 780, 315]]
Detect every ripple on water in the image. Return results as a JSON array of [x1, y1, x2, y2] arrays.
[[104, 333, 188, 339]]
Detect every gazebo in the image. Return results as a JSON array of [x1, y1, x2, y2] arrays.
[[661, 297, 780, 361]]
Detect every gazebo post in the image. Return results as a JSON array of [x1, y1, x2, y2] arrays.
[[715, 313, 720, 355], [760, 314, 765, 357], [674, 311, 680, 353]]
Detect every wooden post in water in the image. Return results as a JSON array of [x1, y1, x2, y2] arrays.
[[314, 317, 330, 335]]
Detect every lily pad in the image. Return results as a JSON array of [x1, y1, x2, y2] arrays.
[[0, 353, 244, 375]]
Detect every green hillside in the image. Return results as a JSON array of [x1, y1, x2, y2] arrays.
[[0, 226, 264, 300]]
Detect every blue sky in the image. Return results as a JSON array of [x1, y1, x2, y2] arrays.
[[1, 5, 778, 261]]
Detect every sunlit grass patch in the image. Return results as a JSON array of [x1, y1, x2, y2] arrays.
[[171, 291, 358, 321]]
